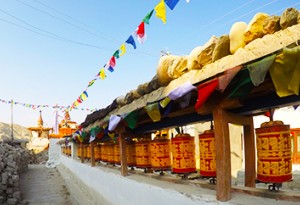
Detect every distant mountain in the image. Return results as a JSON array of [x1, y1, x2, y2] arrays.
[[0, 122, 32, 141]]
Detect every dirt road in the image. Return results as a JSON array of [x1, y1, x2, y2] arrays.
[[19, 164, 74, 205]]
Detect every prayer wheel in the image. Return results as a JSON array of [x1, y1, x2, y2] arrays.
[[136, 139, 151, 169], [256, 121, 292, 183], [199, 129, 216, 177], [77, 146, 82, 159], [114, 142, 120, 165], [126, 140, 136, 167], [107, 142, 115, 164], [100, 143, 108, 162], [94, 144, 101, 161], [83, 145, 88, 159], [86, 145, 91, 160], [171, 133, 196, 174], [150, 138, 171, 171]]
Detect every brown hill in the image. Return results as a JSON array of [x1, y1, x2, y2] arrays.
[[0, 122, 32, 141]]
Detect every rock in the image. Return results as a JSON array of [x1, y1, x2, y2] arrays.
[[11, 175, 19, 183], [0, 196, 5, 203], [156, 55, 178, 86], [2, 172, 8, 184], [212, 35, 231, 62], [12, 191, 21, 201], [7, 198, 18, 205], [6, 187, 13, 194], [263, 15, 281, 35], [187, 36, 218, 70], [244, 12, 269, 44], [229, 24, 246, 53], [168, 56, 188, 79], [280, 8, 298, 29]]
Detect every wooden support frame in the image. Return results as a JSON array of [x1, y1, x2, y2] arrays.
[[80, 143, 84, 163], [90, 141, 95, 167], [119, 133, 128, 176], [213, 106, 255, 201]]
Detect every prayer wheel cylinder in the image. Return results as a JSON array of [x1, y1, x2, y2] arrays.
[[67, 146, 71, 156], [150, 138, 171, 171], [256, 121, 292, 183], [77, 146, 82, 158], [107, 143, 115, 164], [114, 142, 120, 165], [136, 139, 151, 168], [100, 143, 108, 162], [83, 145, 88, 159], [199, 130, 216, 177], [86, 145, 91, 160], [171, 133, 196, 174], [126, 140, 136, 167], [94, 144, 101, 161]]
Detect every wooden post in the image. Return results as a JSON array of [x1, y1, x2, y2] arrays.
[[80, 143, 84, 163], [224, 111, 256, 188], [90, 142, 95, 167], [243, 120, 256, 187], [119, 133, 128, 176], [213, 106, 232, 201]]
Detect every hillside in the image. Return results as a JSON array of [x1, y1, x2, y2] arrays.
[[0, 122, 32, 141]]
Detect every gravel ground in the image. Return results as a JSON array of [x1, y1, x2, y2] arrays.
[[18, 164, 73, 205]]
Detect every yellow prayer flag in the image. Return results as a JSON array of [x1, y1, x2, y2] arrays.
[[145, 103, 161, 122], [155, 0, 166, 24], [160, 97, 171, 108], [99, 68, 106, 80], [108, 132, 115, 140], [119, 43, 126, 56]]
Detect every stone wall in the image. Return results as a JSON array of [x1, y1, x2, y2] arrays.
[[0, 142, 29, 205]]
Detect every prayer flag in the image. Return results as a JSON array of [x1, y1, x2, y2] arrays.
[[108, 115, 122, 131], [136, 22, 146, 44], [99, 68, 106, 80], [88, 78, 96, 87], [165, 0, 179, 10], [143, 10, 154, 24], [109, 56, 116, 67], [113, 50, 120, 59], [125, 35, 136, 49], [124, 111, 138, 129], [195, 79, 218, 110], [217, 66, 242, 92], [145, 103, 161, 122], [119, 43, 126, 56], [155, 0, 167, 24], [269, 46, 300, 97]]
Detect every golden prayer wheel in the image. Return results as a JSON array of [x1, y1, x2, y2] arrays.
[[100, 143, 108, 162], [107, 143, 115, 164], [114, 142, 120, 165], [83, 145, 88, 159], [150, 138, 171, 171], [77, 146, 82, 158], [94, 144, 101, 161], [126, 140, 136, 167], [136, 139, 151, 169], [256, 121, 292, 183], [171, 133, 196, 174], [199, 130, 216, 177], [86, 145, 91, 160]]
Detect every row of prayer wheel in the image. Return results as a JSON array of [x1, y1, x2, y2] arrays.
[[61, 146, 71, 156], [75, 120, 292, 183]]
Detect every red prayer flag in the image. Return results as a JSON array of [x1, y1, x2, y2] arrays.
[[109, 56, 116, 68], [195, 79, 219, 110]]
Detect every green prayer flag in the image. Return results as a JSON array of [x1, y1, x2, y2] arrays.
[[143, 10, 154, 24], [124, 111, 138, 129], [113, 50, 120, 59], [227, 68, 254, 98]]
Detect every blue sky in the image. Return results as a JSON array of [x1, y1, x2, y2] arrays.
[[0, 0, 299, 128]]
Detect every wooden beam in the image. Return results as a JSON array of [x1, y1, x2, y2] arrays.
[[243, 118, 256, 187], [80, 143, 84, 163], [212, 106, 232, 201], [90, 142, 95, 167], [119, 133, 128, 176]]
